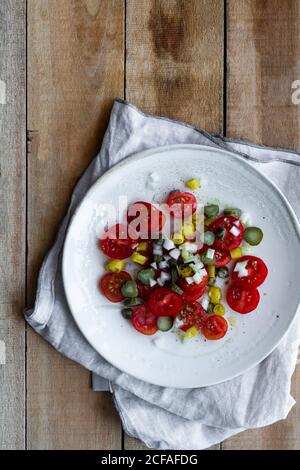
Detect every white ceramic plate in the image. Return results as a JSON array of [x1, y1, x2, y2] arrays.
[[62, 145, 300, 388]]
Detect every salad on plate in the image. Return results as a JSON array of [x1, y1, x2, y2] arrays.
[[98, 176, 268, 342]]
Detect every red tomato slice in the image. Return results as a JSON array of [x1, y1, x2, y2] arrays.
[[131, 305, 158, 335], [209, 216, 244, 251], [100, 224, 137, 260], [167, 191, 197, 219], [99, 271, 131, 303], [178, 271, 208, 303], [202, 315, 228, 340], [213, 248, 231, 267], [127, 201, 165, 239], [137, 280, 158, 300], [148, 287, 183, 317], [231, 256, 268, 288], [226, 283, 260, 314], [178, 302, 207, 331]]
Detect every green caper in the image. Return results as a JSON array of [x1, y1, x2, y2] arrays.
[[204, 204, 219, 218], [202, 231, 215, 246], [137, 268, 155, 285], [244, 227, 263, 246], [123, 297, 143, 307], [121, 280, 138, 298], [121, 308, 132, 320], [157, 316, 174, 332], [217, 266, 229, 279], [224, 208, 242, 217], [215, 227, 226, 239]]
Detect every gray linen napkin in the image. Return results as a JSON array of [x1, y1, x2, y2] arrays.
[[25, 98, 300, 450]]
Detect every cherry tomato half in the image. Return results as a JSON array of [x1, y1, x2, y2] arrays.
[[167, 191, 197, 219], [178, 271, 208, 303], [148, 287, 183, 317], [99, 271, 131, 303], [100, 224, 137, 260], [131, 304, 158, 335], [232, 256, 268, 288], [127, 201, 165, 239], [202, 315, 228, 340], [178, 302, 207, 331], [226, 283, 260, 314], [209, 216, 244, 251], [213, 248, 231, 267]]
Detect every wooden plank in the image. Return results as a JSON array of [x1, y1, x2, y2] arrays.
[[0, 0, 26, 450], [27, 0, 124, 449], [224, 0, 300, 450], [126, 0, 224, 133], [124, 0, 224, 450]]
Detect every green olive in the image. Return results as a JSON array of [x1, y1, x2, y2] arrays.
[[204, 204, 219, 218]]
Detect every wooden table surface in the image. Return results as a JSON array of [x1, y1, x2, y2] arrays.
[[1, 0, 300, 450]]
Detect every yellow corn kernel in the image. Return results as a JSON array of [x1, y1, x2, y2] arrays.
[[178, 265, 194, 278], [171, 232, 185, 245], [131, 252, 148, 265], [185, 178, 200, 190], [229, 316, 236, 327], [185, 326, 198, 338], [183, 222, 195, 239], [230, 247, 242, 260], [204, 217, 215, 227], [136, 242, 148, 252], [105, 259, 126, 273], [213, 303, 226, 316], [208, 265, 215, 279], [209, 286, 222, 304]]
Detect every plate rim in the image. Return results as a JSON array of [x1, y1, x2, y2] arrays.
[[62, 144, 300, 388]]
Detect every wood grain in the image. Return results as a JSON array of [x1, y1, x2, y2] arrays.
[[126, 0, 224, 133], [124, 0, 224, 449], [0, 0, 26, 450], [26, 0, 124, 449], [224, 0, 300, 450]]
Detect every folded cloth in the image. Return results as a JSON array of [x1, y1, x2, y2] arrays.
[[25, 98, 300, 450]]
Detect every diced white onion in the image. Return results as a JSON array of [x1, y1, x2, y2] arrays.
[[150, 262, 158, 269], [157, 277, 165, 287], [158, 260, 169, 269], [160, 271, 171, 282], [149, 279, 157, 287], [193, 272, 202, 284], [182, 243, 198, 254], [194, 261, 204, 271], [169, 248, 180, 260], [186, 277, 194, 285], [163, 238, 175, 251], [199, 268, 208, 277], [153, 245, 163, 256], [234, 260, 248, 277], [206, 248, 215, 259], [163, 254, 171, 261], [200, 295, 210, 310], [230, 226, 240, 237]]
